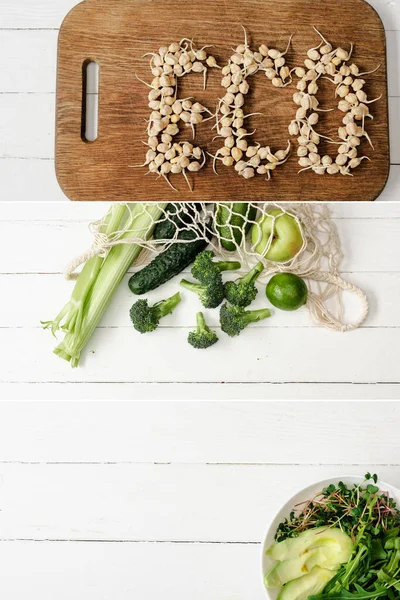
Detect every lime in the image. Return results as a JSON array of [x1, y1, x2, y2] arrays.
[[266, 273, 308, 311]]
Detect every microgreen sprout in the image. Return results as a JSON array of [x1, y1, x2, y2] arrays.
[[275, 473, 400, 544]]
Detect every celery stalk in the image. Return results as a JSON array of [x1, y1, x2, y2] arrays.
[[49, 202, 166, 367], [42, 203, 127, 336]]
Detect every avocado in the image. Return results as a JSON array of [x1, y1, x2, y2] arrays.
[[276, 566, 335, 600], [264, 546, 339, 588], [267, 527, 353, 563]]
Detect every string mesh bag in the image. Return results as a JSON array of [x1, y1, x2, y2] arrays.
[[66, 202, 368, 332]]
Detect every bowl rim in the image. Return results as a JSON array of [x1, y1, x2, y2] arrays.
[[260, 475, 400, 599]]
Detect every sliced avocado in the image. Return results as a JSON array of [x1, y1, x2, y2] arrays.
[[267, 527, 353, 563], [264, 546, 339, 588], [276, 566, 335, 600]]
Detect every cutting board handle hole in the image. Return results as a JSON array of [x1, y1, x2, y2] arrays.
[[81, 60, 99, 142]]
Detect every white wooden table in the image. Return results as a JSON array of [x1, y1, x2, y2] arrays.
[[0, 2, 400, 596], [0, 401, 399, 599], [1, 202, 400, 399], [0, 0, 400, 400]]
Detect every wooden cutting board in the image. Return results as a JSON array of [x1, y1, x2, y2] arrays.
[[55, 0, 389, 202]]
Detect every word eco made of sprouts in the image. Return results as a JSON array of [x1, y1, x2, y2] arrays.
[[290, 27, 381, 176], [132, 39, 220, 190], [135, 29, 382, 189], [212, 27, 291, 181]]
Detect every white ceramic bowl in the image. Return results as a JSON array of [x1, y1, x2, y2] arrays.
[[260, 476, 400, 599]]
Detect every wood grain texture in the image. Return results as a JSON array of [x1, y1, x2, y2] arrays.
[[3, 272, 399, 328], [0, 400, 398, 600], [3, 382, 400, 400], [55, 0, 390, 202], [3, 213, 400, 273], [2, 327, 399, 383], [1, 204, 399, 397], [0, 401, 399, 464], [1, 0, 398, 31], [1, 464, 400, 542], [0, 403, 398, 599], [2, 200, 400, 221], [4, 29, 400, 94], [0, 542, 262, 600]]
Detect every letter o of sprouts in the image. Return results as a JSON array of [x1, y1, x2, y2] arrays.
[[289, 26, 381, 177]]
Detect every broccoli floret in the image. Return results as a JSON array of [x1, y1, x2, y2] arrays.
[[180, 279, 224, 309], [191, 250, 241, 284], [219, 303, 271, 337], [130, 292, 181, 333], [188, 312, 219, 349], [224, 261, 264, 307]]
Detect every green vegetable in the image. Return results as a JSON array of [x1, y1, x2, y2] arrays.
[[130, 292, 181, 333], [180, 250, 240, 309], [277, 567, 336, 600], [275, 474, 400, 543], [272, 475, 400, 600], [128, 229, 208, 295], [191, 250, 241, 284], [153, 203, 201, 240], [267, 527, 353, 563], [219, 303, 271, 336], [310, 587, 390, 600], [42, 203, 166, 367], [223, 261, 264, 307], [216, 202, 257, 251], [188, 312, 218, 349], [265, 547, 346, 588], [180, 278, 225, 309]]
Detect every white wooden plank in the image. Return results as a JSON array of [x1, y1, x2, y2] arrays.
[[1, 29, 399, 95], [387, 30, 400, 97], [0, 0, 399, 31], [0, 220, 96, 272], [389, 96, 400, 163], [4, 381, 400, 399], [2, 382, 400, 400], [0, 541, 262, 600], [367, 0, 400, 31], [0, 0, 77, 29], [1, 216, 399, 273], [0, 401, 398, 463], [1, 93, 399, 162], [0, 94, 54, 159], [1, 271, 398, 328], [0, 464, 398, 542], [0, 31, 57, 93], [380, 164, 400, 200], [0, 159, 68, 202], [1, 326, 399, 383]]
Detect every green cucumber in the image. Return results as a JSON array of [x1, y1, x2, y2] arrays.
[[153, 203, 201, 241], [129, 229, 209, 295], [216, 203, 257, 252]]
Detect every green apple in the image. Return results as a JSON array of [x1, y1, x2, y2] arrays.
[[251, 209, 304, 262]]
